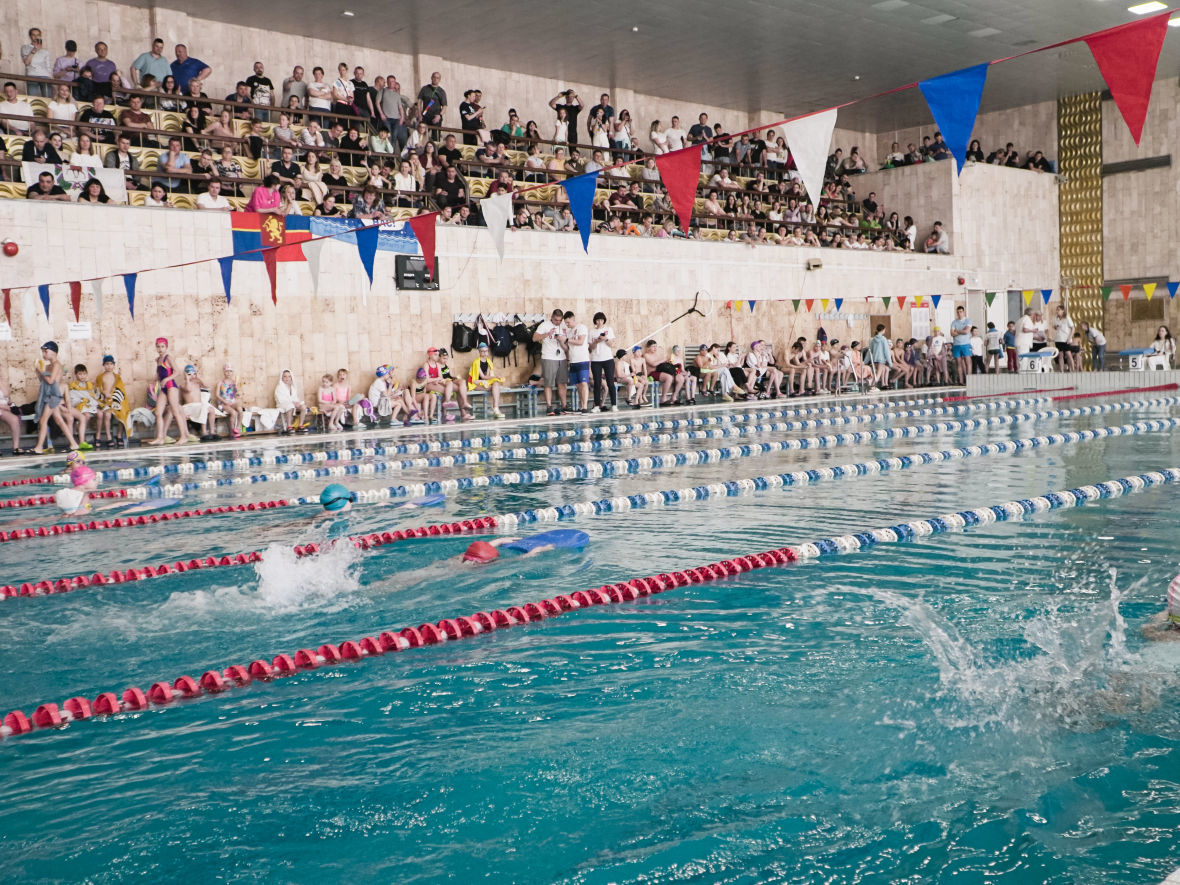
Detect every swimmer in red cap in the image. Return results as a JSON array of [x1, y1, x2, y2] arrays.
[[460, 529, 589, 563], [55, 464, 98, 517]]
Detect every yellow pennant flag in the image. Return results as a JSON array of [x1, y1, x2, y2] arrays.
[[1144, 282, 1157, 301], [913, 295, 924, 307], [820, 298, 831, 311], [1022, 289, 1034, 306], [735, 300, 743, 312]]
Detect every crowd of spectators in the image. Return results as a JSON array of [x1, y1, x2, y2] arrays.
[[0, 28, 1052, 251]]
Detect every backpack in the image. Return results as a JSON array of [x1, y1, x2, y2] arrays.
[[489, 324, 515, 359], [451, 322, 477, 353], [511, 314, 532, 345]]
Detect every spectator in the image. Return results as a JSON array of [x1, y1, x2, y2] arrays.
[[1025, 150, 1053, 173], [649, 119, 668, 154], [862, 191, 882, 221], [923, 220, 948, 254], [882, 141, 905, 167], [1081, 321, 1106, 370], [551, 105, 570, 144], [664, 115, 686, 151], [76, 177, 111, 204], [272, 145, 301, 187], [191, 147, 216, 180], [549, 89, 582, 145], [417, 71, 447, 135], [75, 94, 116, 143], [156, 74, 183, 111], [171, 44, 211, 96], [277, 182, 299, 215], [337, 124, 366, 165], [244, 118, 266, 160], [281, 65, 307, 110], [1, 82, 35, 135], [299, 118, 326, 151], [131, 37, 171, 87], [301, 151, 327, 204], [21, 128, 62, 164], [226, 81, 254, 119], [351, 66, 375, 122], [186, 78, 212, 113], [315, 192, 343, 217], [119, 93, 154, 146], [157, 135, 191, 191], [21, 27, 53, 97], [246, 61, 275, 119], [434, 164, 466, 209], [322, 156, 348, 198], [534, 308, 569, 416], [459, 88, 484, 145], [46, 83, 77, 134], [53, 39, 80, 82], [144, 182, 172, 207], [612, 110, 634, 152], [245, 173, 282, 213], [965, 139, 984, 163], [26, 171, 69, 201], [929, 132, 951, 161], [307, 66, 332, 119], [594, 93, 615, 129], [83, 42, 116, 97], [376, 74, 412, 148], [104, 134, 141, 190]]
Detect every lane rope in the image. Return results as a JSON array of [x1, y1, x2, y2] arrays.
[[5, 414, 1176, 596], [4, 464, 1176, 742]]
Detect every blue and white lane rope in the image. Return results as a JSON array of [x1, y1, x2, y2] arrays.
[[782, 467, 1180, 562], [424, 419, 1180, 530], [252, 404, 1171, 506], [64, 394, 1051, 485]]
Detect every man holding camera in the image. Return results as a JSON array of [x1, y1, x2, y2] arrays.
[[21, 28, 52, 97], [549, 89, 583, 148]]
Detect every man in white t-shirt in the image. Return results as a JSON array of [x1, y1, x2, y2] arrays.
[[533, 308, 569, 416], [1052, 305, 1076, 372], [928, 327, 948, 384], [663, 116, 687, 152], [563, 310, 591, 414], [1, 81, 35, 134], [196, 179, 231, 210]]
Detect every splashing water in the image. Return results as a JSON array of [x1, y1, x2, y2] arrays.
[[847, 571, 1180, 733]]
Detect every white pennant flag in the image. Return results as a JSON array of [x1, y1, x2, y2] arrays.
[[784, 107, 838, 211], [303, 239, 325, 297], [480, 192, 514, 260], [21, 288, 36, 328], [91, 279, 105, 326]]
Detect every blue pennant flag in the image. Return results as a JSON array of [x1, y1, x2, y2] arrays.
[[37, 284, 49, 320], [218, 257, 234, 304], [123, 273, 137, 317], [1040, 288, 1053, 305], [832, 298, 842, 312], [355, 223, 379, 287], [918, 63, 989, 175], [930, 294, 941, 309], [1168, 281, 1179, 299], [561, 171, 600, 253]]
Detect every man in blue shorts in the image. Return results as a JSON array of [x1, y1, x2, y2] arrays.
[[563, 310, 591, 414], [950, 305, 972, 382]]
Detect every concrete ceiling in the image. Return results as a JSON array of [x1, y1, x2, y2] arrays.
[[179, 0, 1179, 130]]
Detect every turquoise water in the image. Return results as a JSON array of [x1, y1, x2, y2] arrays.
[[1, 396, 1179, 883]]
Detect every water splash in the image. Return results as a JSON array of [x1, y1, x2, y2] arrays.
[[849, 571, 1179, 732]]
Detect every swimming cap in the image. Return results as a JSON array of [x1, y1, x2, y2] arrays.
[[155, 337, 168, 346], [70, 465, 97, 488], [102, 354, 115, 365], [319, 483, 351, 512], [416, 368, 427, 379], [375, 365, 389, 378], [65, 450, 86, 468], [41, 341, 59, 353], [462, 540, 499, 563]]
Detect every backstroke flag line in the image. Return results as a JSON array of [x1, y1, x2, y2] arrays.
[[918, 63, 989, 175]]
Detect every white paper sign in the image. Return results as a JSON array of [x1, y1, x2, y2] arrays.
[[911, 307, 931, 340], [0, 324, 11, 341], [68, 322, 92, 340]]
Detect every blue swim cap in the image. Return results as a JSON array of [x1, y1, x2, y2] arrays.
[[375, 365, 389, 378], [184, 364, 196, 375], [320, 483, 351, 512]]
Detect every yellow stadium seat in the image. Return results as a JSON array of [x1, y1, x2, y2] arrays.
[[467, 178, 490, 199], [172, 193, 197, 210], [238, 158, 261, 178], [127, 190, 147, 206], [0, 182, 26, 200], [227, 196, 249, 210], [28, 98, 49, 116]]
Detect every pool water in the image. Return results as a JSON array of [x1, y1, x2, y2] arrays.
[[1, 394, 1179, 883]]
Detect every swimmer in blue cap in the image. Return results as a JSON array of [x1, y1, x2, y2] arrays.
[[320, 483, 352, 513]]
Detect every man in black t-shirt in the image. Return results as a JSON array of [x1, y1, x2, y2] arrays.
[[417, 71, 447, 136], [434, 165, 466, 209], [688, 113, 711, 145], [438, 133, 463, 168], [245, 61, 274, 120], [272, 146, 301, 186], [548, 89, 582, 147], [78, 95, 117, 143], [26, 171, 69, 200], [21, 129, 62, 164], [351, 66, 374, 122]]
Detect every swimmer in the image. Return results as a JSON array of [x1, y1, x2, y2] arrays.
[[461, 529, 590, 563], [319, 482, 353, 514], [55, 464, 98, 517], [1143, 572, 1180, 642]]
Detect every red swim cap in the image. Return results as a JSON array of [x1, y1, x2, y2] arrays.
[[462, 541, 499, 563]]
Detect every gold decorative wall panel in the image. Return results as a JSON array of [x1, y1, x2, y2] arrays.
[[1057, 93, 1103, 331]]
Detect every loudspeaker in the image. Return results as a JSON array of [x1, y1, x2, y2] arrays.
[[395, 254, 439, 290], [805, 258, 823, 271]]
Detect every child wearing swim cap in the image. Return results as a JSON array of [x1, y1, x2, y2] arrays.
[[55, 464, 98, 517], [319, 483, 352, 513]]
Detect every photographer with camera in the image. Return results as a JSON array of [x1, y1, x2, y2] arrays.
[[21, 28, 52, 97], [548, 88, 583, 148]]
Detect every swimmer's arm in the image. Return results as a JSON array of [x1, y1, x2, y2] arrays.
[[487, 537, 519, 547], [519, 544, 554, 558]]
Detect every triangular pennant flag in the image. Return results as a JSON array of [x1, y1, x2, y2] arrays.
[[791, 299, 801, 312], [783, 107, 838, 210], [262, 248, 278, 305], [820, 299, 830, 311], [918, 63, 989, 175], [303, 240, 324, 296], [90, 280, 104, 326], [1119, 284, 1132, 301], [833, 298, 842, 313], [913, 295, 924, 307], [655, 145, 703, 233], [69, 281, 82, 322], [931, 294, 942, 309], [1022, 289, 1034, 306], [748, 300, 757, 312], [804, 299, 814, 312], [37, 285, 50, 320], [1084, 12, 1170, 146], [735, 301, 743, 312], [407, 213, 438, 281], [725, 300, 733, 310], [1, 288, 10, 326], [1041, 288, 1053, 306], [1101, 286, 1113, 302], [354, 222, 380, 288], [881, 297, 891, 309], [561, 171, 599, 252], [984, 291, 996, 307], [1167, 282, 1178, 299], [123, 273, 137, 318], [217, 257, 234, 303], [1143, 282, 1156, 301], [480, 192, 513, 260], [897, 296, 906, 309]]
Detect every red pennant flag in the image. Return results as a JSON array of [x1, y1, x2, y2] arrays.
[[655, 146, 703, 233], [1084, 12, 1170, 145], [69, 281, 82, 321], [804, 299, 814, 312], [897, 296, 906, 309], [263, 249, 278, 305], [408, 212, 439, 281], [1, 288, 10, 326], [1119, 284, 1132, 301]]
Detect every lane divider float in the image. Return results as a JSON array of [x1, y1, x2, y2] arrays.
[[4, 465, 1176, 743]]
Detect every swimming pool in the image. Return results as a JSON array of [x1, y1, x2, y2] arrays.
[[2, 391, 1179, 883]]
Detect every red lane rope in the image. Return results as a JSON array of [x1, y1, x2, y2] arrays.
[[0, 475, 56, 489], [1, 546, 797, 739], [0, 489, 130, 510], [0, 497, 292, 544], [0, 516, 498, 599], [1052, 383, 1178, 403]]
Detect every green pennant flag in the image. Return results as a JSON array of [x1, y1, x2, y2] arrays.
[[791, 299, 801, 312], [1101, 286, 1113, 302], [984, 291, 996, 307], [881, 297, 891, 309]]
